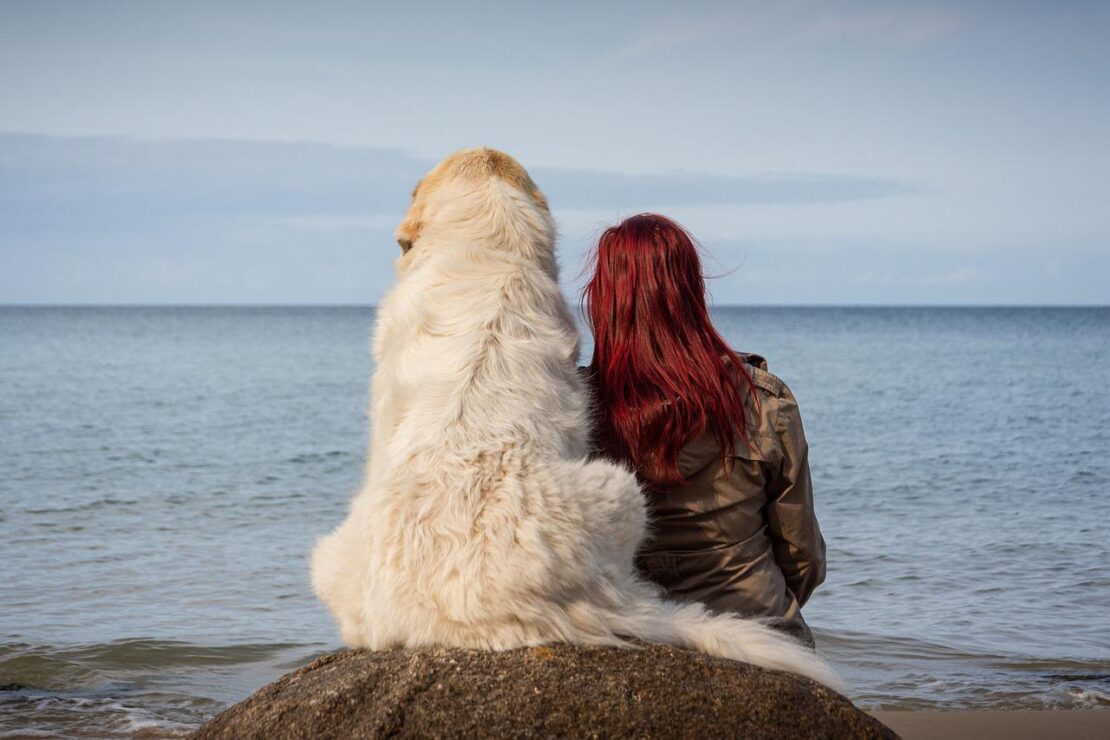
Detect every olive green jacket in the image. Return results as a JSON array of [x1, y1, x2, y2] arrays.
[[633, 353, 826, 646]]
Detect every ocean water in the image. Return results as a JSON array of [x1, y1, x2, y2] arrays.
[[1, 305, 1107, 736]]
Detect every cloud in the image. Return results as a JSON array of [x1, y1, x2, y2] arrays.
[[617, 16, 727, 58], [921, 266, 980, 285], [801, 5, 961, 45], [0, 134, 421, 234], [541, 169, 919, 210], [0, 133, 917, 236], [0, 133, 922, 303], [619, 2, 962, 58], [675, 239, 1109, 305], [848, 265, 980, 288]]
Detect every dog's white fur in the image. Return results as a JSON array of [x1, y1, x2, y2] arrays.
[[310, 148, 840, 689]]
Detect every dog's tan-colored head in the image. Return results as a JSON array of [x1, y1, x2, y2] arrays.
[[394, 147, 549, 255]]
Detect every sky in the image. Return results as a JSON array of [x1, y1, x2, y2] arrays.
[[1, 0, 1108, 304]]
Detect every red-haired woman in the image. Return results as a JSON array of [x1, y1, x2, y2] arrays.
[[583, 213, 826, 646]]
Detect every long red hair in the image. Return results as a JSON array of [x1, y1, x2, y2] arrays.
[[584, 214, 757, 488]]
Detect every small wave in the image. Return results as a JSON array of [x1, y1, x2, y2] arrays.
[[286, 450, 352, 464], [0, 639, 324, 737], [816, 627, 1110, 710], [0, 639, 308, 690], [1049, 684, 1110, 707], [104, 452, 161, 464], [0, 692, 200, 738], [989, 657, 1110, 674], [248, 492, 308, 504], [23, 498, 140, 515]]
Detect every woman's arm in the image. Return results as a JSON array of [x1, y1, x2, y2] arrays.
[[765, 388, 826, 607]]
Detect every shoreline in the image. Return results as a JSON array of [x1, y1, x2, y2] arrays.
[[870, 710, 1110, 739]]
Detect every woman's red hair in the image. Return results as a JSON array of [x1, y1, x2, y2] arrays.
[[584, 214, 757, 488]]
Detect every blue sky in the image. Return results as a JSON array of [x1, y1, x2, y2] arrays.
[[1, 0, 1107, 304]]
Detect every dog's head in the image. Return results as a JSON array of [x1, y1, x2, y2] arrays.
[[394, 147, 551, 260]]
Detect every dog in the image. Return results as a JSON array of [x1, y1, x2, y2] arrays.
[[310, 147, 840, 689]]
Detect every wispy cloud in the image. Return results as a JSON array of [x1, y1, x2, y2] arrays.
[[687, 240, 1109, 305], [541, 169, 920, 210], [801, 5, 961, 45], [0, 133, 922, 303], [0, 133, 919, 235], [2, 133, 1102, 305], [921, 266, 981, 285], [851, 265, 981, 287], [618, 16, 729, 58], [619, 2, 962, 58]]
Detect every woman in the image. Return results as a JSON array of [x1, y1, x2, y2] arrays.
[[583, 213, 826, 646]]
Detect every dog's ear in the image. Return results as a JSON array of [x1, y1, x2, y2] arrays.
[[484, 148, 549, 212], [529, 186, 549, 212], [395, 208, 421, 254], [395, 179, 425, 253]]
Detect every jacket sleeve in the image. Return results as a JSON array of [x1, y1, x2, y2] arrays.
[[765, 388, 826, 607]]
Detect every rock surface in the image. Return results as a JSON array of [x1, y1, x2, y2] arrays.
[[195, 643, 897, 739]]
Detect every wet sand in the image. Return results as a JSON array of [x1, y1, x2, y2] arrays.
[[870, 710, 1110, 739]]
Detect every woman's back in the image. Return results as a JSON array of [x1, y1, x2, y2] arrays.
[[582, 213, 827, 647], [634, 352, 825, 646]]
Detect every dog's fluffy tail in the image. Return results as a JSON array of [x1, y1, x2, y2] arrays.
[[598, 593, 844, 691]]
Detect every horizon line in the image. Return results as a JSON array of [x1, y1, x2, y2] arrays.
[[1, 303, 1106, 310]]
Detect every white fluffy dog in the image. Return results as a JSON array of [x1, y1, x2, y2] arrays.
[[310, 148, 839, 688]]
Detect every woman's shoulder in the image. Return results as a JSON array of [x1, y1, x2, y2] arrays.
[[730, 351, 805, 464], [733, 351, 794, 403]]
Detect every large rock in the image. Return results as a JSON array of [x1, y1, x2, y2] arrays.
[[195, 643, 897, 739]]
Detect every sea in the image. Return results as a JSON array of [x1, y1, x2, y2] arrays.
[[1, 306, 1107, 737]]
